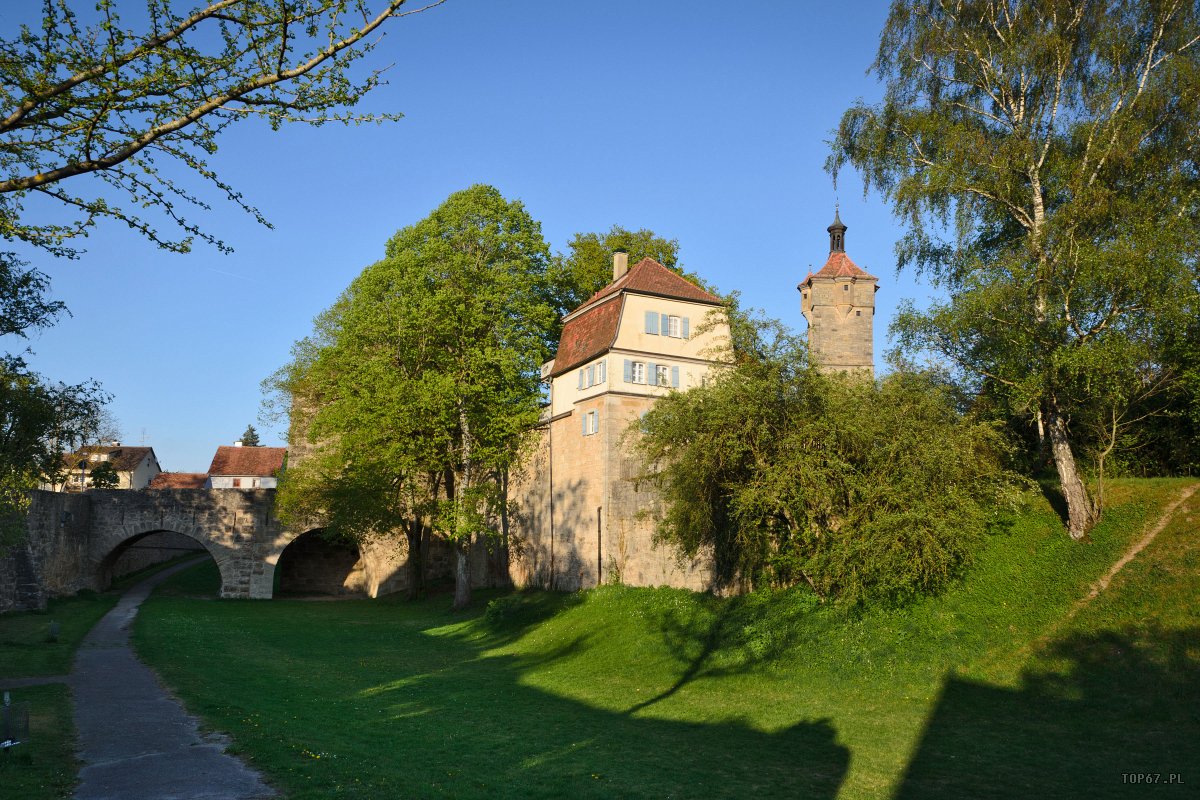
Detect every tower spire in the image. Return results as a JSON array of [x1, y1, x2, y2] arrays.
[[827, 204, 846, 254]]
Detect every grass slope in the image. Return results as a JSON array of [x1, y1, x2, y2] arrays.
[[130, 479, 1198, 799]]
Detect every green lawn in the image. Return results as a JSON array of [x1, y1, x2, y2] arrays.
[[0, 684, 78, 799], [0, 592, 117, 680], [129, 478, 1200, 799]]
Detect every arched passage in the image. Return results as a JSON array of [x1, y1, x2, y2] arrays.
[[274, 529, 367, 597], [97, 529, 217, 591]]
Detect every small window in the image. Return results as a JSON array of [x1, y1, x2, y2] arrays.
[[632, 362, 645, 384], [667, 315, 682, 337], [655, 365, 670, 386], [856, 310, 862, 316], [581, 410, 599, 436], [843, 284, 850, 291], [232, 478, 242, 488]]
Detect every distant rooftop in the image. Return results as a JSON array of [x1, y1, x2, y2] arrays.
[[207, 446, 286, 477]]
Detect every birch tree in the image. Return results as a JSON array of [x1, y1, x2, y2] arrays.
[[831, 0, 1200, 538]]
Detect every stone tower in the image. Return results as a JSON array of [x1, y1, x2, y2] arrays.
[[798, 208, 878, 375]]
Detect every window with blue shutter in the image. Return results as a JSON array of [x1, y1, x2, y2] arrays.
[[578, 369, 584, 389], [671, 366, 680, 388], [645, 311, 659, 335], [598, 361, 606, 383], [661, 313, 670, 336], [647, 361, 658, 385], [581, 410, 599, 436], [682, 317, 690, 339], [624, 359, 633, 383]]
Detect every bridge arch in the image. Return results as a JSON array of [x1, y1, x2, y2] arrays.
[[264, 528, 410, 599], [269, 528, 367, 597], [98, 526, 232, 595]]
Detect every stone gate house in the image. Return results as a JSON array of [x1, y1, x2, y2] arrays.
[[507, 254, 731, 591], [509, 213, 877, 591]]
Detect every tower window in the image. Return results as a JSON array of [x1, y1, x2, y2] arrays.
[[843, 285, 849, 291], [856, 310, 862, 316]]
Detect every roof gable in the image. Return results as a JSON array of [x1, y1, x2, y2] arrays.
[[207, 446, 286, 477], [550, 258, 723, 378], [567, 258, 722, 319]]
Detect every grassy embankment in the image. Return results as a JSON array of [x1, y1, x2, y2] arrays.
[[126, 478, 1199, 800], [0, 554, 199, 799]]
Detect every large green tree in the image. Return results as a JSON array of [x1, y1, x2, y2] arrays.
[[271, 185, 556, 608], [830, 0, 1200, 538], [547, 226, 682, 316]]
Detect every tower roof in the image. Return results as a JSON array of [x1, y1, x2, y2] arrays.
[[801, 252, 877, 285], [800, 209, 877, 288]]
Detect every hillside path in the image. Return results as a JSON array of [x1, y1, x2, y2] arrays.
[[71, 556, 276, 800], [1033, 482, 1200, 647]]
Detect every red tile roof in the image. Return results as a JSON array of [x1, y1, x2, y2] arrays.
[[64, 446, 155, 473], [569, 257, 722, 317], [800, 252, 878, 287], [148, 472, 208, 489], [551, 296, 623, 377], [551, 259, 723, 378], [207, 446, 286, 477]]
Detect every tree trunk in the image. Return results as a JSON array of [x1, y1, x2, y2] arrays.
[[1045, 401, 1098, 540], [404, 520, 425, 600], [452, 535, 472, 609]]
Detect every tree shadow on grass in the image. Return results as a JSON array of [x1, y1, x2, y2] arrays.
[[356, 643, 848, 800], [629, 590, 818, 714], [894, 625, 1200, 799], [137, 586, 847, 799]]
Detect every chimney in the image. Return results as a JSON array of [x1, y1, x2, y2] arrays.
[[613, 249, 629, 281], [234, 440, 243, 447]]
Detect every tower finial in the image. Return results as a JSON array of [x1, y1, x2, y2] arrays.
[[827, 206, 847, 254]]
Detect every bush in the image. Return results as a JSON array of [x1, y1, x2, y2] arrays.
[[635, 323, 1024, 604]]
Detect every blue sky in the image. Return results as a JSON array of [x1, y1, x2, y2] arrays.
[[7, 0, 931, 472]]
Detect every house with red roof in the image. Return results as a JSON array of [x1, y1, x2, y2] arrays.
[[204, 444, 286, 489], [510, 253, 732, 591]]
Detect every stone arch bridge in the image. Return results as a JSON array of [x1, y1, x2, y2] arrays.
[[13, 489, 412, 605]]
